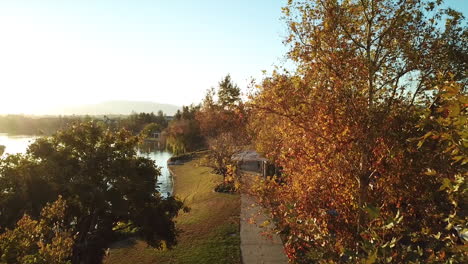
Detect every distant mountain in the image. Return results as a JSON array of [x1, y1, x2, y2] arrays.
[[55, 101, 180, 116]]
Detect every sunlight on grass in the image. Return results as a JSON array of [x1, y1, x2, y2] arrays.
[[104, 155, 241, 264]]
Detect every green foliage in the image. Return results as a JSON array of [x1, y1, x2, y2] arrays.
[[0, 122, 184, 263], [0, 111, 170, 137], [0, 145, 4, 156], [166, 105, 204, 155], [104, 156, 241, 264], [173, 105, 200, 121], [119, 111, 168, 134], [140, 123, 162, 138], [217, 74, 241, 109]]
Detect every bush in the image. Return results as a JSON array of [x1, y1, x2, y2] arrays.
[[214, 165, 240, 194]]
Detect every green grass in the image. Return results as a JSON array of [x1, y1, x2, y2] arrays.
[[104, 155, 241, 264]]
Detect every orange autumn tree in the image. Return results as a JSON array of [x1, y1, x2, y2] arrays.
[[0, 196, 74, 264], [196, 75, 250, 175], [250, 0, 466, 262]]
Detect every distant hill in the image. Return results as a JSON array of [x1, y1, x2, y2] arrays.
[[55, 101, 180, 116]]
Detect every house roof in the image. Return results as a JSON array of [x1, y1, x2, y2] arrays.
[[231, 150, 268, 162]]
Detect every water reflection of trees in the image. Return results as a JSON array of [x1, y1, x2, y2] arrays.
[[138, 140, 163, 154]]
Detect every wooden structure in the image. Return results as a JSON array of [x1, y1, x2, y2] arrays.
[[232, 150, 274, 178]]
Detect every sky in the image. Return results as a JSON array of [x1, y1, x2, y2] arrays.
[[0, 0, 466, 115], [0, 0, 289, 114]]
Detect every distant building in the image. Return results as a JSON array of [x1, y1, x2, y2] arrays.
[[145, 131, 167, 149], [164, 116, 174, 122]]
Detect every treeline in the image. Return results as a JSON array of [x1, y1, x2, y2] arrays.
[[0, 115, 83, 135], [118, 111, 169, 134], [0, 111, 170, 136]]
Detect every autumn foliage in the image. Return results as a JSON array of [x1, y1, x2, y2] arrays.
[[0, 196, 74, 264], [250, 0, 466, 262], [196, 75, 250, 176]]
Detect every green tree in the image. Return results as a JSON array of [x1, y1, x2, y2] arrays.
[[119, 111, 169, 134], [140, 122, 162, 138], [202, 87, 216, 109], [218, 74, 241, 108], [0, 122, 184, 264]]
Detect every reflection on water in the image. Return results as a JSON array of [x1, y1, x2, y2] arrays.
[[0, 133, 38, 156], [0, 134, 173, 197], [138, 141, 173, 197]]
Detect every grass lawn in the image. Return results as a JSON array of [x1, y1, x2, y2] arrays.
[[104, 155, 241, 264]]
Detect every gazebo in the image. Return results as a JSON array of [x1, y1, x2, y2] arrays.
[[231, 150, 270, 177]]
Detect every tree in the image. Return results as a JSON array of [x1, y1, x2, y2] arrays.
[[202, 87, 216, 109], [0, 196, 74, 264], [218, 74, 241, 108], [166, 119, 202, 154], [0, 145, 4, 156], [206, 132, 243, 176], [119, 111, 169, 134], [196, 81, 250, 175], [140, 122, 162, 138], [165, 105, 203, 154], [0, 122, 184, 263], [250, 0, 466, 262]]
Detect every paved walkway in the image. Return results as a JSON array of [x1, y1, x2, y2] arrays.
[[240, 174, 289, 264]]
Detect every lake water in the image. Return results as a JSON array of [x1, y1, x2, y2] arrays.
[[0, 134, 173, 197], [0, 133, 38, 155], [138, 141, 173, 197]]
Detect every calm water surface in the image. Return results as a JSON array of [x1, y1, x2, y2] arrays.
[[0, 134, 173, 197], [138, 141, 173, 197], [0, 133, 38, 155]]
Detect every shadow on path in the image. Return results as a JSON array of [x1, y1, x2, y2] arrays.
[[240, 173, 289, 264]]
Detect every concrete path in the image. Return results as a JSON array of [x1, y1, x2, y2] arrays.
[[240, 174, 289, 264]]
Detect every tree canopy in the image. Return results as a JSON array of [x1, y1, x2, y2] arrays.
[[166, 105, 204, 155], [250, 0, 467, 262], [217, 74, 241, 108], [0, 122, 184, 263], [0, 196, 74, 264], [196, 76, 250, 175]]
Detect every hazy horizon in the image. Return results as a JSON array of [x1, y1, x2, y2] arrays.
[[0, 0, 289, 115], [0, 100, 181, 116]]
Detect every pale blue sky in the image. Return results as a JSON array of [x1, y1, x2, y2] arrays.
[[0, 0, 465, 114]]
